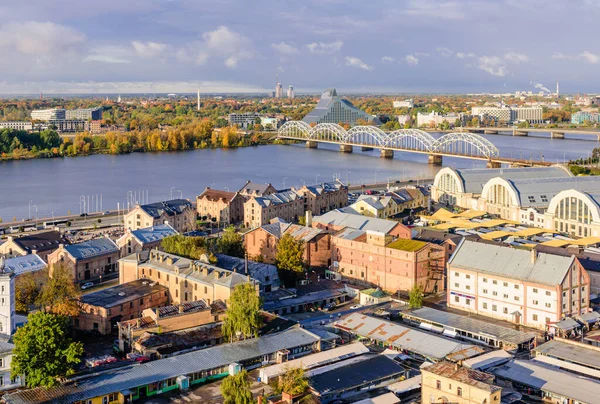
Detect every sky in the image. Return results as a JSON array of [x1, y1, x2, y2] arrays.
[[0, 0, 599, 94]]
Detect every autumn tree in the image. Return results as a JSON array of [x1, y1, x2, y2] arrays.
[[276, 233, 305, 286], [408, 284, 423, 309], [12, 312, 83, 388], [222, 283, 263, 342], [37, 263, 81, 316], [161, 234, 208, 259], [220, 369, 254, 404], [277, 367, 309, 396], [15, 270, 46, 314]]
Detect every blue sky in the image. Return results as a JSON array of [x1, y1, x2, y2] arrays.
[[0, 0, 598, 94]]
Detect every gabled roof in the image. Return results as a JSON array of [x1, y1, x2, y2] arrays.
[[449, 238, 575, 286], [138, 199, 192, 218], [128, 224, 178, 245], [313, 210, 405, 234], [423, 361, 500, 393], [258, 222, 324, 243], [252, 190, 302, 208], [3, 254, 46, 276], [64, 237, 119, 260], [198, 188, 237, 202], [238, 181, 275, 195], [301, 181, 346, 196], [302, 88, 382, 125], [10, 231, 70, 253], [412, 228, 463, 245]]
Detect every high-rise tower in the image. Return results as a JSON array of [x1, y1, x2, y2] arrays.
[[197, 88, 201, 111]]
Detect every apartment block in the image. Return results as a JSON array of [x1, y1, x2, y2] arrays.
[[48, 238, 120, 284], [124, 199, 195, 233]]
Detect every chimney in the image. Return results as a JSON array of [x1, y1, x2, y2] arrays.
[[531, 249, 537, 264], [179, 304, 184, 314], [305, 211, 313, 228]]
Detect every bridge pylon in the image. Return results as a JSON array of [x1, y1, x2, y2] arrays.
[[306, 141, 318, 148], [340, 144, 353, 153], [428, 154, 443, 165], [380, 149, 394, 159], [487, 161, 502, 168]]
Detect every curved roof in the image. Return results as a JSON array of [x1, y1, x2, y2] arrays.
[[438, 166, 570, 195]]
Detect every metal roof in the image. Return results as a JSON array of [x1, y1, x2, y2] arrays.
[[256, 222, 324, 243], [309, 355, 405, 395], [3, 327, 321, 404], [252, 190, 302, 208], [10, 230, 70, 252], [64, 237, 119, 260], [129, 224, 178, 244], [353, 392, 400, 404], [462, 350, 513, 371], [403, 307, 536, 346], [490, 359, 600, 404], [450, 166, 570, 194], [422, 361, 500, 393], [302, 88, 381, 125], [533, 339, 600, 371], [334, 313, 478, 361], [3, 254, 46, 276], [139, 199, 192, 218], [314, 210, 403, 234], [449, 239, 575, 286], [505, 176, 600, 208], [215, 254, 280, 289], [79, 280, 168, 309]]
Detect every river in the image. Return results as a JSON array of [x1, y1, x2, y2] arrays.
[[0, 132, 597, 220]]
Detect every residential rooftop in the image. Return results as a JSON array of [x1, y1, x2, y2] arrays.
[[127, 224, 178, 245], [313, 210, 405, 234], [532, 338, 600, 372], [3, 254, 46, 276], [361, 288, 390, 298], [257, 222, 325, 242], [64, 237, 119, 260], [139, 199, 192, 218], [8, 230, 70, 253], [252, 190, 302, 208], [79, 279, 167, 309], [198, 188, 237, 202], [423, 361, 500, 393]]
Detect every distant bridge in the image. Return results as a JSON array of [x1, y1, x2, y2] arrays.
[[457, 127, 600, 140], [277, 121, 550, 167]]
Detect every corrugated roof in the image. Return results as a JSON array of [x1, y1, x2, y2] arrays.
[[129, 224, 178, 244], [10, 230, 70, 252], [3, 327, 321, 404], [139, 199, 192, 218], [533, 339, 600, 371], [334, 313, 477, 361], [253, 190, 302, 208], [3, 254, 46, 276], [505, 176, 600, 208], [79, 280, 167, 309], [403, 307, 536, 346], [491, 359, 600, 403], [449, 239, 574, 286], [314, 210, 403, 234]]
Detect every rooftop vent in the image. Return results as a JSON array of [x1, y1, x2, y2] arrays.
[[118, 292, 126, 296]]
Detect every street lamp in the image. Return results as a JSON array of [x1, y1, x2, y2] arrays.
[[283, 177, 288, 189], [300, 178, 305, 186], [32, 205, 38, 227], [28, 200, 33, 220], [170, 187, 175, 200], [177, 190, 183, 199], [316, 174, 320, 185]]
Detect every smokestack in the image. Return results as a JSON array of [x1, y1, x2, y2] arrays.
[[197, 88, 201, 111], [305, 211, 313, 228], [556, 82, 560, 97]]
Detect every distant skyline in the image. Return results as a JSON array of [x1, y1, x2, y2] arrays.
[[0, 0, 599, 94]]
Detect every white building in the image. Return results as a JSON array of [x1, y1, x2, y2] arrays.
[[65, 108, 102, 120], [0, 257, 23, 390], [0, 122, 33, 131], [448, 239, 591, 330], [287, 85, 294, 99], [31, 108, 66, 122], [416, 111, 458, 127], [260, 117, 278, 129], [393, 99, 414, 108], [471, 106, 543, 123], [397, 114, 411, 125], [275, 83, 283, 98]]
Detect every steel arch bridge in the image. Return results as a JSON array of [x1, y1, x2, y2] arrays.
[[277, 122, 500, 160]]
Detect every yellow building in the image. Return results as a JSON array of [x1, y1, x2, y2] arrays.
[[421, 361, 501, 404], [124, 199, 195, 233]]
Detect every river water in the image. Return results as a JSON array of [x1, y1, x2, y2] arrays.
[[0, 132, 597, 220]]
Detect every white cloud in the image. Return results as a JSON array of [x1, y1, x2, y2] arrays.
[[271, 41, 298, 55], [456, 52, 476, 59], [345, 56, 373, 71], [403, 55, 419, 66], [83, 45, 131, 64], [0, 21, 85, 61], [132, 41, 168, 58], [306, 41, 343, 54], [580, 51, 600, 64], [436, 47, 454, 57], [552, 52, 567, 60], [476, 56, 507, 77], [381, 56, 395, 63], [504, 51, 529, 63], [176, 26, 255, 68]]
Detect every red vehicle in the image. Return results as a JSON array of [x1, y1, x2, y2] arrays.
[[135, 356, 150, 364]]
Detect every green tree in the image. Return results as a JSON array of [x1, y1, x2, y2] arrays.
[[217, 226, 245, 258], [276, 233, 305, 273], [277, 367, 309, 396], [220, 370, 254, 404], [408, 284, 423, 309], [15, 271, 45, 313], [11, 312, 83, 388], [37, 263, 81, 316], [222, 283, 263, 341], [161, 234, 207, 259]]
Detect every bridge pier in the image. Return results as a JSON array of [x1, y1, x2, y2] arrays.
[[380, 149, 394, 159], [551, 131, 565, 139], [305, 141, 318, 148], [487, 161, 502, 168], [361, 146, 374, 151], [484, 129, 498, 134], [340, 144, 353, 153], [512, 130, 528, 136], [428, 155, 443, 166]]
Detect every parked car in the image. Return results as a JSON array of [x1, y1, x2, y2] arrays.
[[350, 304, 363, 310], [135, 356, 150, 364], [324, 302, 337, 311], [81, 282, 94, 290]]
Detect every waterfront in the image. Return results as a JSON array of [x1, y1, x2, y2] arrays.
[[0, 133, 597, 220]]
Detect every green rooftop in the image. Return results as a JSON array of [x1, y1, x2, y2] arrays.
[[362, 288, 390, 298], [386, 238, 427, 252]]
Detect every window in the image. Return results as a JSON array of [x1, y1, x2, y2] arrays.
[[455, 272, 459, 277], [454, 283, 459, 288], [184, 280, 188, 288], [503, 282, 508, 287], [514, 296, 519, 301], [528, 196, 536, 203], [492, 305, 497, 311], [533, 288, 538, 293], [492, 291, 498, 296], [436, 380, 441, 389], [503, 294, 509, 299], [514, 285, 519, 290], [541, 195, 548, 203], [466, 299, 471, 305], [482, 302, 488, 309], [503, 307, 508, 314], [533, 300, 539, 305], [139, 298, 144, 305], [454, 296, 459, 303], [482, 278, 488, 283], [465, 274, 471, 279], [466, 285, 471, 290], [194, 284, 197, 291], [493, 280, 498, 285], [457, 387, 462, 397], [483, 289, 488, 294], [533, 314, 538, 321], [545, 303, 551, 308]]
